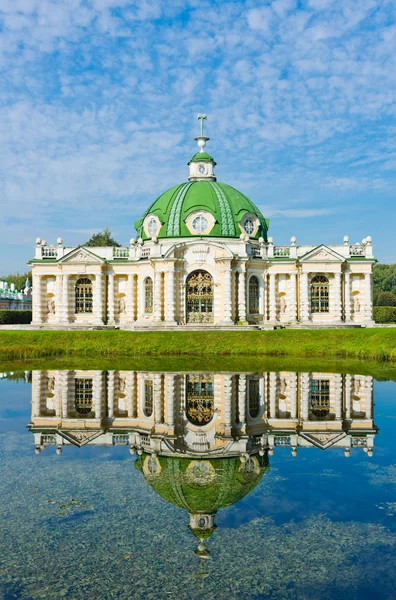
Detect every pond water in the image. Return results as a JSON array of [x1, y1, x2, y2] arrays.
[[1, 367, 396, 599]]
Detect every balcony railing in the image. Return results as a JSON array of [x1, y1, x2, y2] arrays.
[[141, 247, 151, 258], [113, 247, 129, 259], [41, 246, 57, 258], [273, 246, 290, 257], [349, 244, 365, 256]]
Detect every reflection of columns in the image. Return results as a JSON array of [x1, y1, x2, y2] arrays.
[[165, 269, 176, 324], [334, 272, 342, 321], [288, 273, 297, 323], [238, 270, 247, 322], [345, 374, 352, 419], [126, 371, 136, 418], [154, 374, 163, 424], [269, 274, 277, 322], [166, 374, 176, 427], [107, 371, 115, 418], [32, 371, 42, 417], [289, 372, 297, 419], [334, 374, 342, 419], [126, 274, 136, 323], [269, 372, 277, 418], [224, 374, 232, 435], [94, 371, 104, 419], [238, 375, 247, 431], [55, 274, 62, 322], [62, 275, 70, 323], [107, 274, 115, 324], [32, 274, 43, 324], [364, 272, 373, 321], [300, 272, 309, 322], [55, 371, 61, 417], [93, 274, 104, 325], [61, 371, 69, 418], [223, 265, 233, 323], [365, 377, 373, 419], [153, 271, 163, 322], [301, 373, 310, 420], [344, 272, 351, 322]]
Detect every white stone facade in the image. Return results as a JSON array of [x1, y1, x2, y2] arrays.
[[29, 234, 375, 328]]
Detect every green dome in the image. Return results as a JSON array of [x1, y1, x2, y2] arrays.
[[135, 181, 269, 241], [189, 152, 216, 163], [135, 454, 269, 515]]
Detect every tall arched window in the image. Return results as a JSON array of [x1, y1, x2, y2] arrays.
[[311, 275, 329, 313], [144, 277, 153, 313], [186, 270, 214, 323], [75, 278, 93, 313], [144, 379, 153, 417], [248, 276, 260, 314], [186, 374, 214, 425], [75, 378, 93, 415]]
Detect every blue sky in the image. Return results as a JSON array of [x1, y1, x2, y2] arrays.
[[1, 0, 395, 275]]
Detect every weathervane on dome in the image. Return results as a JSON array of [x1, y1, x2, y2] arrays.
[[195, 114, 209, 152]]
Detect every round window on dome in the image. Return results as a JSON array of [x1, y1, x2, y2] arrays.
[[147, 218, 158, 237], [198, 163, 206, 175], [243, 218, 255, 235], [192, 215, 209, 233]]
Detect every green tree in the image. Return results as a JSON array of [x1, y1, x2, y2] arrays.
[[373, 264, 396, 299], [377, 291, 396, 306], [84, 227, 121, 247], [0, 271, 32, 291]]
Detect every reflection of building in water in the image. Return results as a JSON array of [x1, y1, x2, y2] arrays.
[[28, 369, 377, 559], [29, 370, 376, 456]]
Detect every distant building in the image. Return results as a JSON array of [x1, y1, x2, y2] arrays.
[[0, 278, 32, 310]]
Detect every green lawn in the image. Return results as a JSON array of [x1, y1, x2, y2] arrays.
[[0, 329, 396, 363]]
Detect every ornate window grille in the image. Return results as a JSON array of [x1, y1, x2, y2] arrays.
[[243, 218, 254, 235], [249, 379, 260, 418], [310, 379, 330, 418], [144, 277, 153, 313], [186, 270, 214, 323], [75, 378, 93, 415], [144, 380, 153, 417], [75, 278, 93, 313], [186, 374, 214, 426], [248, 276, 260, 314], [311, 275, 329, 313]]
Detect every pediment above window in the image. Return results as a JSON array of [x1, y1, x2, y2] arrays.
[[299, 245, 345, 263], [59, 247, 106, 265]]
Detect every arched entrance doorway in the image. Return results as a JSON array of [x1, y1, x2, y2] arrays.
[[186, 270, 214, 323]]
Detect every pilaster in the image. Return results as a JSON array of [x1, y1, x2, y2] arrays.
[[55, 274, 62, 323], [32, 274, 43, 324], [300, 272, 309, 322], [269, 372, 277, 418], [288, 273, 297, 323], [93, 273, 104, 325], [289, 372, 297, 419], [107, 274, 115, 325], [126, 371, 136, 418], [334, 374, 342, 420], [153, 270, 163, 323], [333, 272, 342, 322], [62, 275, 70, 324], [126, 274, 136, 323], [237, 269, 247, 323], [107, 371, 115, 418], [269, 273, 277, 322], [301, 373, 310, 420], [165, 268, 177, 325], [344, 272, 351, 322], [154, 374, 163, 424], [94, 371, 104, 419]]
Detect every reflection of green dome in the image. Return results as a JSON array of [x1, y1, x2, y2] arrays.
[[135, 181, 269, 241], [135, 454, 269, 516]]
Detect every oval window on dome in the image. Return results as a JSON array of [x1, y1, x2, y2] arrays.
[[147, 218, 158, 237], [192, 215, 209, 233], [243, 218, 255, 235]]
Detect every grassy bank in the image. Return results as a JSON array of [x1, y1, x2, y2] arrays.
[[1, 329, 396, 363]]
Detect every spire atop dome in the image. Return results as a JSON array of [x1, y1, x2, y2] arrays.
[[189, 114, 217, 181], [196, 114, 209, 152]]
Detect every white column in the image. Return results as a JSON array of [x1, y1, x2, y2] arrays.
[[345, 375, 352, 419], [126, 371, 136, 418], [165, 269, 176, 324], [223, 265, 232, 323], [289, 372, 297, 419], [32, 274, 43, 324], [333, 272, 342, 322], [238, 270, 247, 322], [55, 274, 62, 323], [238, 374, 247, 431], [126, 274, 136, 323], [154, 374, 163, 424], [344, 272, 351, 322], [107, 371, 115, 418], [224, 374, 232, 435], [269, 372, 277, 418], [166, 374, 176, 427], [301, 373, 310, 420], [107, 274, 115, 324], [62, 275, 70, 324], [32, 371, 42, 417], [94, 371, 104, 419], [334, 374, 342, 420], [288, 273, 297, 323], [269, 273, 277, 322], [153, 270, 163, 322], [300, 272, 309, 322], [93, 274, 104, 325], [364, 272, 373, 321]]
